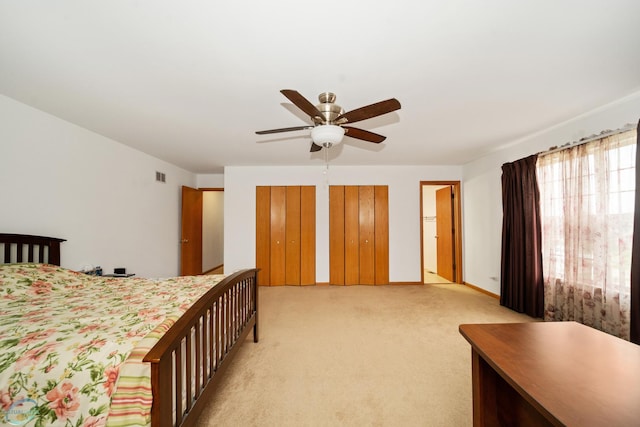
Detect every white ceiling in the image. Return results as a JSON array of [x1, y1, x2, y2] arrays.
[[1, 1, 640, 173]]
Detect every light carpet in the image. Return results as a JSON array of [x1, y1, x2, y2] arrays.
[[194, 284, 534, 427]]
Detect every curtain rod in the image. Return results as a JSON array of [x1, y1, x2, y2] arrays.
[[538, 123, 636, 156]]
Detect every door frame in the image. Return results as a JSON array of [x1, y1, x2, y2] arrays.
[[419, 181, 463, 283]]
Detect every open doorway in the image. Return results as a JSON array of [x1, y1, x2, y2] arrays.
[[420, 181, 463, 284], [202, 188, 224, 274], [180, 186, 224, 276]]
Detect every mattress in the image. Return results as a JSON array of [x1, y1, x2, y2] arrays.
[[0, 264, 225, 426]]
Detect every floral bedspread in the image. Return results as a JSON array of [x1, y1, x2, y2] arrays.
[[0, 264, 224, 426]]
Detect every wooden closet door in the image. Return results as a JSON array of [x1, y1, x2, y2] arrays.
[[329, 185, 389, 286], [359, 186, 375, 285], [374, 186, 389, 285], [329, 186, 345, 285], [285, 186, 301, 285], [270, 186, 286, 286], [256, 186, 316, 286], [256, 186, 271, 285], [300, 186, 316, 285], [344, 186, 360, 285]]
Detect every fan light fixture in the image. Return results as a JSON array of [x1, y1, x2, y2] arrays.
[[311, 125, 345, 148], [255, 90, 401, 152]]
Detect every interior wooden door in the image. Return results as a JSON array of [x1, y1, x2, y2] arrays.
[[181, 186, 203, 276], [436, 186, 455, 281]]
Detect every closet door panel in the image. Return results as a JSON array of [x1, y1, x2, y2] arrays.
[[329, 184, 388, 286], [344, 186, 360, 285], [285, 186, 301, 285], [374, 186, 389, 285], [329, 186, 345, 285], [256, 186, 271, 285], [359, 186, 375, 285], [300, 186, 316, 285], [270, 186, 286, 286]]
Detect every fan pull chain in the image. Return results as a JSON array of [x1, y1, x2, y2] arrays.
[[324, 147, 330, 186]]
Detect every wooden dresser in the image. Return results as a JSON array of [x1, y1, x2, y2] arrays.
[[459, 321, 640, 426]]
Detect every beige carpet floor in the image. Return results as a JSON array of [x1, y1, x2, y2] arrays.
[[423, 271, 452, 284], [194, 284, 535, 427]]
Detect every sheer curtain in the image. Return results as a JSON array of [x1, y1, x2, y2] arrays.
[[537, 129, 636, 340]]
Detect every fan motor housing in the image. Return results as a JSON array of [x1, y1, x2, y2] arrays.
[[315, 92, 344, 124]]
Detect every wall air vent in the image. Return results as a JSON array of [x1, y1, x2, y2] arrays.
[[156, 171, 166, 183]]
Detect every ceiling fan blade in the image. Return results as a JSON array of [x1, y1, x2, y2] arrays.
[[280, 89, 326, 123], [335, 98, 401, 124], [342, 126, 387, 143], [255, 125, 313, 135], [310, 142, 323, 152]]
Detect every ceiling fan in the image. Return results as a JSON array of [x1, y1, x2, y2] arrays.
[[255, 90, 401, 152]]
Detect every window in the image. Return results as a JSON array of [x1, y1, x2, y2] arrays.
[[537, 129, 636, 339]]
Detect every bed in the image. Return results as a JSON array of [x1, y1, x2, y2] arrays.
[[0, 233, 259, 427]]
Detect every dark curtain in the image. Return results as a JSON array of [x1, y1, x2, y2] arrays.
[[631, 119, 640, 344], [500, 154, 544, 318]]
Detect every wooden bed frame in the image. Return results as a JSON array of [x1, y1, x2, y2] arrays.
[[0, 233, 259, 427], [0, 233, 66, 265]]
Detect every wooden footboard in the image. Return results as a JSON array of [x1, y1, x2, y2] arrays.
[[144, 269, 259, 427]]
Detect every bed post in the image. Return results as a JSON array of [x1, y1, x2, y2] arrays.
[[48, 237, 63, 265], [253, 270, 259, 343], [149, 356, 173, 427]]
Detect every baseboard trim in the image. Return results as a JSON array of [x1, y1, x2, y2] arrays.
[[262, 282, 425, 286], [261, 281, 428, 286], [463, 281, 500, 300]]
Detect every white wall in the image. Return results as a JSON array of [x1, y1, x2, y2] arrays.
[[4, 87, 637, 286], [202, 191, 224, 271], [219, 165, 462, 282], [0, 95, 196, 278], [197, 174, 224, 188], [462, 90, 640, 295]]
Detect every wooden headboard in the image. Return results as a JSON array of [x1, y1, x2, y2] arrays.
[[0, 234, 66, 266]]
